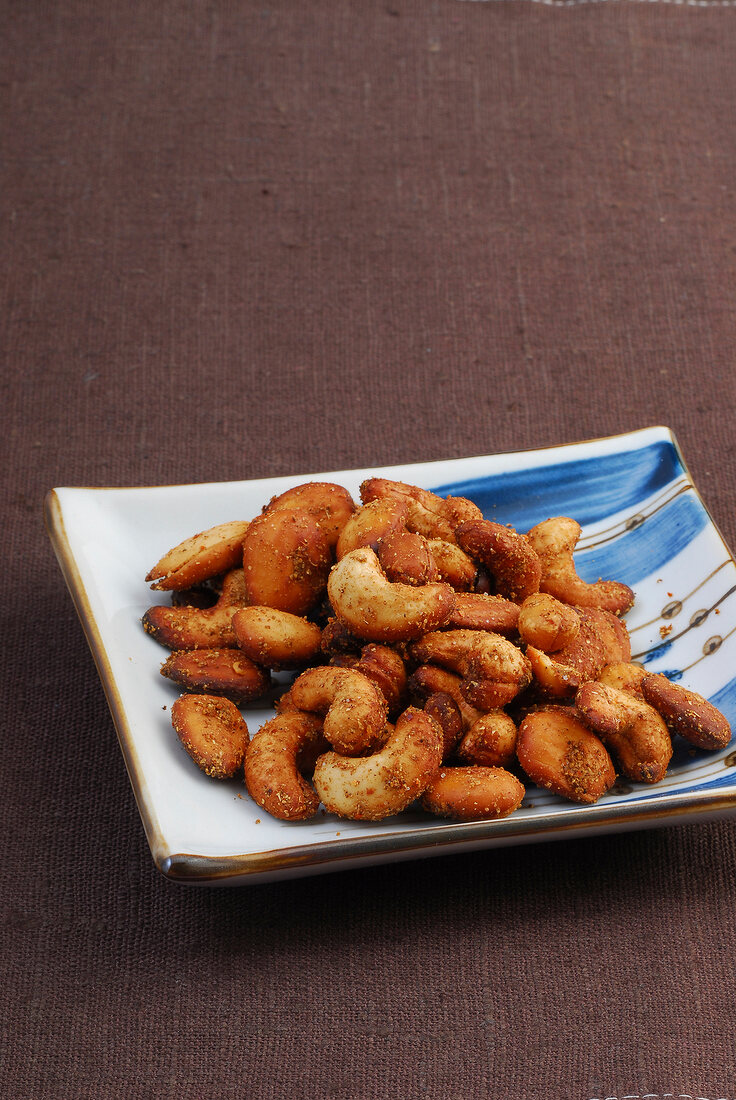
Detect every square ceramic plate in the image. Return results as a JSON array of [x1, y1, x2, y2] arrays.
[[45, 426, 736, 885]]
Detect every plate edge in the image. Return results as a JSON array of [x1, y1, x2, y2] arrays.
[[44, 490, 171, 871], [158, 787, 736, 884]]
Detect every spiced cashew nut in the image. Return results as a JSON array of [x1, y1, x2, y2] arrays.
[[576, 681, 672, 784], [517, 592, 580, 653], [171, 693, 250, 780], [425, 540, 478, 591], [455, 711, 518, 769], [445, 592, 520, 636], [360, 478, 482, 544], [516, 705, 616, 803], [454, 519, 542, 603], [422, 691, 465, 759], [146, 520, 250, 591], [524, 606, 631, 698], [410, 629, 532, 710], [525, 516, 634, 614], [244, 711, 326, 821], [263, 481, 356, 549], [143, 568, 250, 650], [287, 666, 389, 756], [232, 606, 323, 669], [241, 508, 332, 615], [160, 647, 272, 704], [330, 643, 408, 716], [641, 672, 732, 750], [312, 706, 443, 820], [421, 766, 525, 821], [327, 547, 456, 642], [377, 529, 438, 586], [407, 664, 484, 731], [335, 498, 409, 560]]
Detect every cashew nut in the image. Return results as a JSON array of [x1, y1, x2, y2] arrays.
[[455, 711, 518, 769], [407, 664, 484, 731], [242, 508, 332, 615], [410, 629, 532, 710], [160, 648, 271, 704], [525, 607, 631, 698], [327, 547, 456, 642], [360, 478, 482, 544], [641, 672, 732, 750], [335, 498, 409, 560], [422, 691, 464, 759], [575, 681, 672, 784], [377, 529, 438, 586], [320, 616, 363, 657], [516, 705, 616, 803], [232, 606, 323, 669], [421, 766, 525, 821], [263, 481, 356, 549], [350, 643, 408, 717], [445, 592, 520, 636], [525, 516, 634, 614], [425, 540, 478, 591], [171, 693, 250, 780], [454, 519, 542, 602], [597, 661, 648, 696], [517, 592, 580, 652], [287, 666, 389, 756], [312, 706, 443, 821], [146, 520, 250, 591], [244, 711, 326, 821], [143, 568, 250, 650]]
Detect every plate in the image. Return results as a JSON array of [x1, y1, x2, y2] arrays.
[[45, 427, 736, 885]]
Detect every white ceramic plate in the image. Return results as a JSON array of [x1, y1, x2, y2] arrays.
[[45, 427, 736, 885]]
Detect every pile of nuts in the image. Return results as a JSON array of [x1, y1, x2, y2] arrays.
[[142, 479, 732, 823]]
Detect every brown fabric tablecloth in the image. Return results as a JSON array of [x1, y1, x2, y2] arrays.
[[4, 2, 736, 1098]]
